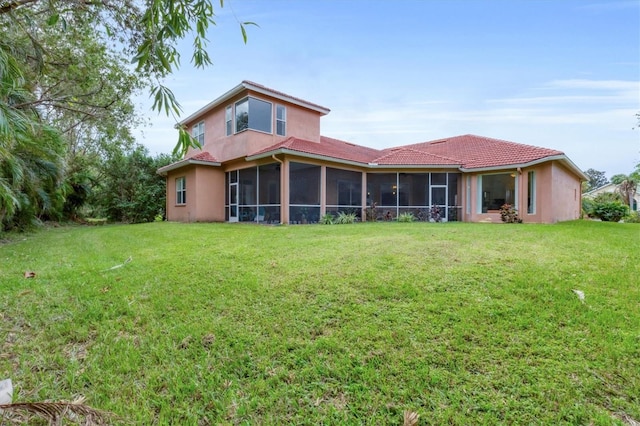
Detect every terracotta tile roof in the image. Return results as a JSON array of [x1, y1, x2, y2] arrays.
[[373, 147, 460, 166], [187, 151, 219, 163], [402, 134, 564, 169], [250, 134, 564, 170], [250, 136, 382, 164]]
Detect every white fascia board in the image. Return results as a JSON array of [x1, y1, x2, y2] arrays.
[[178, 82, 330, 127], [247, 149, 367, 168], [243, 82, 331, 115], [248, 149, 460, 170], [459, 155, 588, 180], [177, 83, 246, 127], [367, 164, 460, 170], [157, 159, 221, 176]]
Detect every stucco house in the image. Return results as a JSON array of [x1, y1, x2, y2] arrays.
[[158, 81, 586, 224], [583, 183, 639, 212]]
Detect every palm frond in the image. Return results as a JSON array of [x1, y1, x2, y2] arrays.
[[0, 399, 113, 425]]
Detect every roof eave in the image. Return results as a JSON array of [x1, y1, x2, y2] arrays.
[[157, 159, 221, 176], [177, 82, 330, 127], [246, 148, 368, 168], [459, 154, 588, 180], [367, 163, 461, 169]]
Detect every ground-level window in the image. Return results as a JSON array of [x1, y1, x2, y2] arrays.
[[527, 171, 536, 214], [176, 177, 186, 205], [276, 105, 286, 136], [480, 173, 516, 213], [192, 121, 204, 145]]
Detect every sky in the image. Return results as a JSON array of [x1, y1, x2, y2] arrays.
[[134, 0, 640, 177]]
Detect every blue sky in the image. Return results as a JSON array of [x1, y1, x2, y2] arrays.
[[135, 0, 640, 177]]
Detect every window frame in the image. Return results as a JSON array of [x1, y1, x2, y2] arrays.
[[478, 172, 517, 213], [276, 105, 286, 136], [176, 177, 186, 205], [233, 96, 273, 134], [527, 171, 536, 214], [192, 121, 205, 145], [225, 106, 233, 136]]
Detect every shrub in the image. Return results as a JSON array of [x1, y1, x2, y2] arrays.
[[592, 201, 628, 222], [365, 202, 377, 222], [429, 206, 442, 222], [397, 212, 415, 222], [623, 211, 640, 223], [334, 212, 358, 224], [320, 213, 334, 225], [500, 204, 522, 223]]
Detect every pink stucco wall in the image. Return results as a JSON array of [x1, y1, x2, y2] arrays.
[[550, 162, 582, 223], [166, 165, 226, 222], [462, 161, 581, 224], [183, 90, 323, 164]]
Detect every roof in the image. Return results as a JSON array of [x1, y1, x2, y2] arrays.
[[248, 134, 583, 176], [248, 136, 382, 166], [157, 151, 220, 176], [178, 80, 331, 127], [403, 135, 564, 169]]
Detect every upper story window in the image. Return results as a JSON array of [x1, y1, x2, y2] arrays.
[[225, 106, 232, 136], [276, 105, 286, 136], [176, 177, 186, 205], [234, 97, 272, 134], [192, 121, 204, 145]]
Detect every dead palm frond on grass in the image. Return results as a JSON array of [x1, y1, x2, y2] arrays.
[[0, 396, 114, 425]]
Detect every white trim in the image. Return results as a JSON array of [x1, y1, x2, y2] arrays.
[[178, 81, 330, 127], [459, 154, 587, 180], [157, 159, 221, 176]]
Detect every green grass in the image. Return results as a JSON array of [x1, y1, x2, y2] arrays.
[[0, 221, 638, 425]]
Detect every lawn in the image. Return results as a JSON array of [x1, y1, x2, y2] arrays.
[[0, 221, 638, 425]]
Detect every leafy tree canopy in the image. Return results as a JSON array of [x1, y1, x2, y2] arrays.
[[582, 168, 609, 193], [1, 0, 255, 156]]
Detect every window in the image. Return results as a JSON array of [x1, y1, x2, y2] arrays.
[[225, 106, 232, 136], [192, 121, 204, 145], [527, 171, 536, 214], [276, 105, 286, 136], [480, 173, 515, 213], [234, 97, 272, 133], [176, 177, 186, 205]]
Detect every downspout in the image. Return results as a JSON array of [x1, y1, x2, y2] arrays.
[[272, 155, 285, 224]]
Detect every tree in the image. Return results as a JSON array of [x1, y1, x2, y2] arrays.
[[1, 0, 255, 156], [93, 145, 178, 223], [582, 168, 609, 192]]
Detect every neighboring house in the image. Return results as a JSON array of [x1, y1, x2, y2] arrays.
[[158, 81, 586, 224], [583, 183, 639, 212]]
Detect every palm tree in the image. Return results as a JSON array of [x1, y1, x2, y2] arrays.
[[0, 40, 66, 229], [612, 168, 639, 211]]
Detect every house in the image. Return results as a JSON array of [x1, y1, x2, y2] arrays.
[[583, 183, 639, 212], [157, 81, 586, 224]]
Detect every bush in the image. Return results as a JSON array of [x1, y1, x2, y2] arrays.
[[499, 204, 522, 223], [397, 212, 415, 222], [592, 201, 628, 222], [334, 212, 358, 224], [320, 213, 334, 225], [623, 211, 640, 223]]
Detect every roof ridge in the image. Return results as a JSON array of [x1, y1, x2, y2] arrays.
[[242, 80, 331, 112]]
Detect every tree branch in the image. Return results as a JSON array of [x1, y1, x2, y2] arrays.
[[0, 0, 40, 14]]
